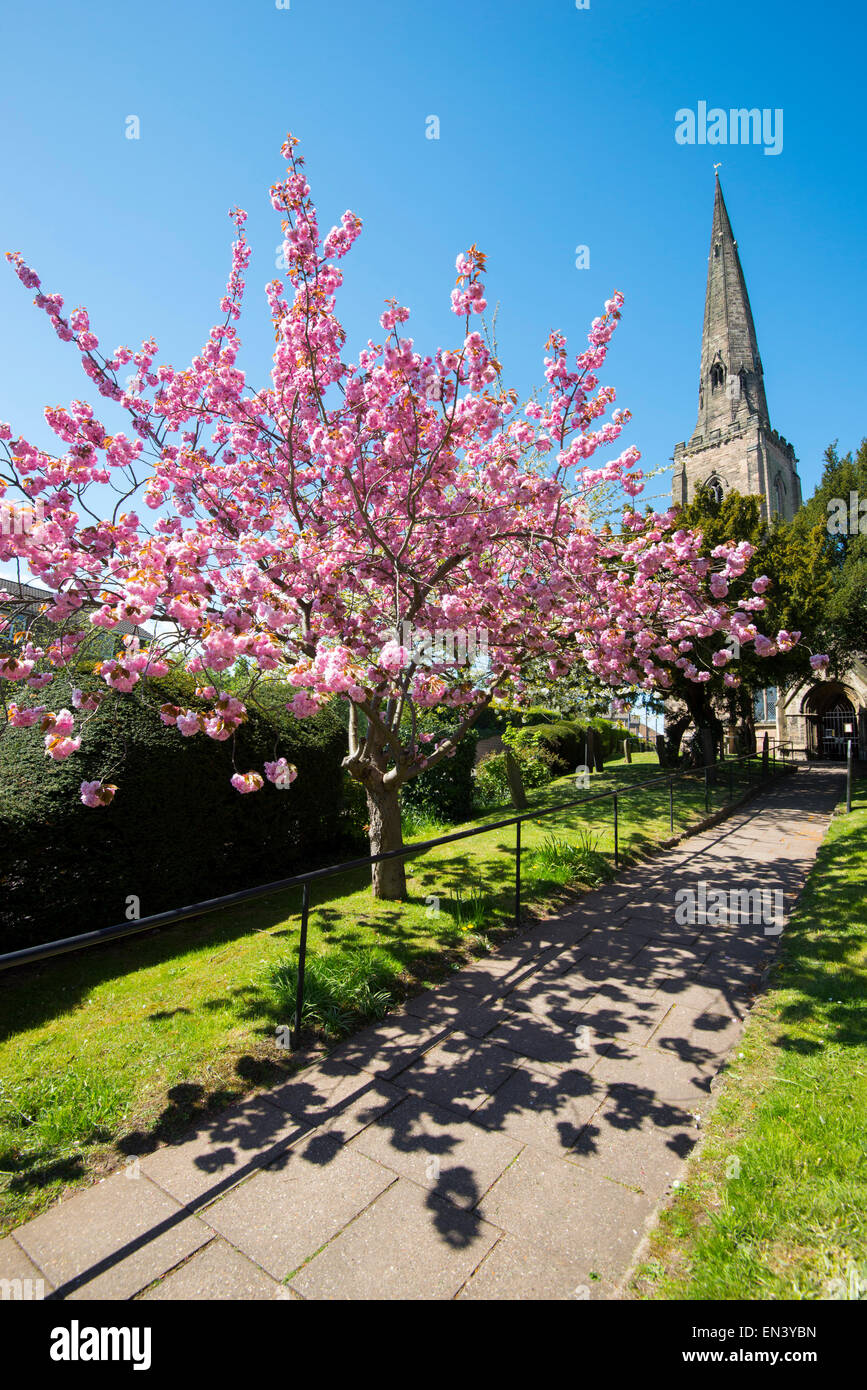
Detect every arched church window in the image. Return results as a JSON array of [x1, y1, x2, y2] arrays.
[[706, 475, 724, 505], [773, 475, 786, 517], [710, 362, 725, 390]]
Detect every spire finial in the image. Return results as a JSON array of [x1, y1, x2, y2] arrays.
[[713, 162, 722, 176]]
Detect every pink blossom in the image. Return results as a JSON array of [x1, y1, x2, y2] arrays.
[[80, 780, 117, 807], [265, 757, 298, 788], [100, 660, 140, 693], [72, 688, 105, 711], [289, 692, 319, 718], [231, 771, 264, 794], [6, 703, 47, 727], [44, 708, 75, 736], [176, 709, 201, 736], [0, 656, 34, 681], [44, 733, 81, 761], [810, 654, 830, 671]]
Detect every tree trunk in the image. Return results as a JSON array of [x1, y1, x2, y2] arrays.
[[699, 726, 717, 781], [365, 782, 407, 899], [504, 747, 528, 810], [665, 713, 691, 765]]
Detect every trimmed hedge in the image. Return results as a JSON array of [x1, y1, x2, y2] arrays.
[[0, 671, 351, 951], [506, 721, 586, 774]]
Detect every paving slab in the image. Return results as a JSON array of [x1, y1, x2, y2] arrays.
[[646, 1001, 744, 1067], [567, 1096, 698, 1198], [201, 1145, 395, 1280], [14, 1172, 211, 1300], [472, 1060, 604, 1154], [571, 990, 673, 1050], [327, 1012, 451, 1079], [139, 1238, 285, 1300], [504, 967, 599, 1018], [576, 928, 655, 963], [264, 1058, 403, 1143], [290, 1178, 502, 1301], [140, 1095, 312, 1209], [391, 1032, 520, 1116], [477, 1148, 655, 1283], [457, 1234, 620, 1301], [592, 1042, 718, 1113], [650, 977, 749, 1015], [487, 1008, 611, 1072], [0, 1236, 53, 1296], [350, 1095, 522, 1209]]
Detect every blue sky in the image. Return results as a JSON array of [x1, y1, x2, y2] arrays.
[[1, 0, 865, 531]]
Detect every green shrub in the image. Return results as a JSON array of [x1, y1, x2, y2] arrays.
[[506, 720, 586, 775], [399, 720, 478, 824], [526, 830, 612, 887], [0, 670, 351, 951], [266, 948, 401, 1040]]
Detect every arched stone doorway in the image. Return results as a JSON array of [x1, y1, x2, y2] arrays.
[[802, 683, 858, 760]]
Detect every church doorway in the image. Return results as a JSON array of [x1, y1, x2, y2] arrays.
[[802, 684, 858, 760]]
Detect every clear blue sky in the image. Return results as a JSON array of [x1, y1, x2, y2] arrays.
[[1, 0, 865, 521]]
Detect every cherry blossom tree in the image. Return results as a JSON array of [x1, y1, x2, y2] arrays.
[[1, 135, 775, 898]]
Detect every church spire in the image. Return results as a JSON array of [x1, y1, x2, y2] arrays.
[[672, 175, 802, 523], [695, 173, 769, 434]]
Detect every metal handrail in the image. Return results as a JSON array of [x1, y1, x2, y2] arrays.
[[0, 748, 796, 1041]]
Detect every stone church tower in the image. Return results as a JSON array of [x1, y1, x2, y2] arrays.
[[672, 174, 802, 522]]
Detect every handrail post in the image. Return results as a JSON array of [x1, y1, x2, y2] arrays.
[[613, 790, 619, 867], [293, 881, 311, 1048], [847, 740, 853, 814], [515, 819, 522, 930]]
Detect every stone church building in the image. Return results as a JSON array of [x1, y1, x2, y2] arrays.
[[671, 174, 867, 759]]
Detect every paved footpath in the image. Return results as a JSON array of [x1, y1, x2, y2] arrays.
[[0, 766, 844, 1301]]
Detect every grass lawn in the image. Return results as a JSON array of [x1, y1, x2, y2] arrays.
[[632, 778, 867, 1301], [0, 751, 771, 1234]]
